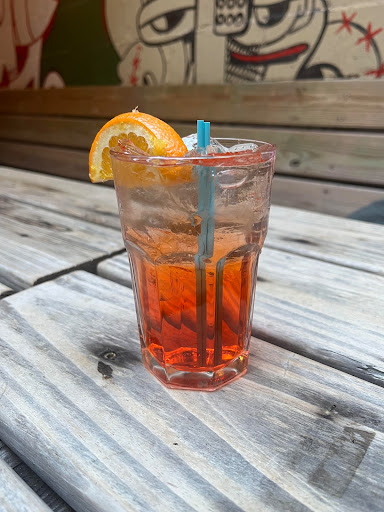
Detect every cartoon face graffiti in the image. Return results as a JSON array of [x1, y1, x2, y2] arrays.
[[137, 0, 195, 47], [221, 0, 328, 82], [106, 0, 196, 86], [106, 0, 383, 86]]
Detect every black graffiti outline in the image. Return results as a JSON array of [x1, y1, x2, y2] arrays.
[[136, 1, 196, 47], [225, 0, 329, 82], [245, 0, 320, 49], [134, 0, 197, 84], [296, 0, 328, 78]]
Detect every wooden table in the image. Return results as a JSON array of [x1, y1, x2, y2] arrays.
[[0, 167, 123, 291], [1, 167, 384, 512]]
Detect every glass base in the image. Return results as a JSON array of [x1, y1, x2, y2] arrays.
[[141, 348, 249, 391]]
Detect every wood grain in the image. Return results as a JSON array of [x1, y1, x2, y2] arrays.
[[2, 163, 383, 226], [0, 81, 383, 128], [271, 176, 384, 218], [0, 271, 383, 512], [0, 115, 105, 149], [0, 167, 120, 230], [1, 167, 382, 276], [94, 248, 384, 387], [0, 196, 123, 290], [266, 207, 384, 276], [97, 253, 131, 287], [0, 141, 89, 181], [2, 117, 384, 186], [0, 440, 73, 512], [0, 458, 52, 512], [174, 123, 384, 187], [254, 248, 384, 386]]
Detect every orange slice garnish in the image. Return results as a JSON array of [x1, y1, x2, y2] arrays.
[[89, 111, 187, 183]]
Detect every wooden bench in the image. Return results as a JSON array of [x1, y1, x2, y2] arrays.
[[0, 81, 384, 220]]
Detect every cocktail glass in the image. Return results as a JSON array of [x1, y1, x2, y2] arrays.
[[110, 138, 276, 390]]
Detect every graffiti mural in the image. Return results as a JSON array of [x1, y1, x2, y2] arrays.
[[0, 0, 60, 88], [222, 0, 383, 82], [106, 0, 384, 85], [105, 0, 196, 86], [0, 0, 383, 89]]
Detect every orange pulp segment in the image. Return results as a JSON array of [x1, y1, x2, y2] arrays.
[[89, 111, 188, 184]]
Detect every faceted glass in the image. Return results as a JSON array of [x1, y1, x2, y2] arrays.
[[110, 139, 276, 390]]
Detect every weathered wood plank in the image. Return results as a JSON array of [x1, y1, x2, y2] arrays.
[[0, 141, 89, 181], [1, 167, 383, 276], [0, 441, 74, 512], [0, 197, 123, 290], [268, 130, 384, 186], [0, 82, 383, 129], [94, 247, 384, 387], [0, 115, 106, 149], [0, 167, 120, 230], [97, 253, 131, 287], [175, 123, 384, 187], [2, 118, 384, 186], [271, 176, 384, 218], [267, 207, 384, 276], [2, 164, 383, 227], [0, 271, 383, 512], [0, 458, 52, 512], [253, 248, 384, 386]]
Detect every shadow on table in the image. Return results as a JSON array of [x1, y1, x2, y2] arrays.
[[349, 200, 384, 225]]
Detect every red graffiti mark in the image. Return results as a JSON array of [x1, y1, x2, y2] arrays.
[[231, 44, 308, 64], [1, 0, 59, 89], [356, 23, 383, 52], [365, 62, 384, 78], [0, 45, 29, 87], [130, 45, 142, 87], [336, 12, 357, 34], [0, 69, 10, 88]]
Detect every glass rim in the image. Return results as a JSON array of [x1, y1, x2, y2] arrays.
[[110, 138, 276, 167]]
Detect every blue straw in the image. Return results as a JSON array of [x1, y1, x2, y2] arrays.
[[197, 121, 211, 151], [195, 120, 214, 257], [197, 120, 205, 149], [194, 120, 215, 366], [204, 122, 210, 148]]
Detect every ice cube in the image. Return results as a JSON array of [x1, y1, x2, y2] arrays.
[[228, 142, 259, 153], [183, 134, 229, 155], [181, 134, 261, 156], [182, 133, 203, 156], [184, 148, 200, 157], [182, 133, 198, 152], [206, 138, 228, 154]]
